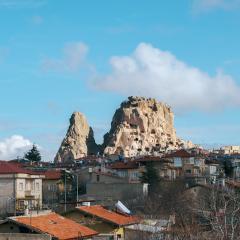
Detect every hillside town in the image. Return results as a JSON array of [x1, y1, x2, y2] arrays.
[[0, 145, 240, 239], [0, 98, 240, 240], [1, 0, 240, 238]]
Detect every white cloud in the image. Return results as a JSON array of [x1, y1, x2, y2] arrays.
[[0, 135, 33, 160], [192, 0, 240, 12], [42, 42, 88, 72], [93, 43, 240, 112]]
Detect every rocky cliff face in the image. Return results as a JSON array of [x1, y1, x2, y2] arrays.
[[54, 112, 99, 163], [55, 97, 194, 162], [102, 96, 193, 157]]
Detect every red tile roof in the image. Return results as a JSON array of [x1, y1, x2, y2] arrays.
[[12, 212, 98, 240], [134, 156, 171, 162], [77, 205, 139, 226], [41, 170, 62, 180], [0, 161, 33, 174], [109, 161, 139, 170], [164, 149, 193, 158]]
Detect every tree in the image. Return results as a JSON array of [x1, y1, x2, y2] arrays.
[[140, 162, 159, 190], [24, 144, 41, 163], [198, 188, 240, 240]]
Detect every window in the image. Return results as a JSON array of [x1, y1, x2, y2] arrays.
[[189, 157, 195, 164], [194, 159, 201, 166], [36, 182, 40, 191], [117, 234, 122, 240], [19, 200, 24, 209], [185, 169, 191, 174], [174, 158, 182, 167], [19, 183, 23, 191]]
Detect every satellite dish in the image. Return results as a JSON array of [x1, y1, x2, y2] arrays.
[[115, 200, 131, 215]]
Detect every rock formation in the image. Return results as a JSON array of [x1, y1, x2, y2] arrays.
[[102, 96, 194, 157], [54, 112, 99, 163], [55, 97, 194, 162]]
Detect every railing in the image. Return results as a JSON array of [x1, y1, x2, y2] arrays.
[[25, 190, 35, 196]]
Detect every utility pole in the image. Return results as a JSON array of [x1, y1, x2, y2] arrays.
[[76, 174, 79, 207], [64, 171, 67, 212]]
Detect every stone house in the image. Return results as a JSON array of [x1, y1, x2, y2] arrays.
[[135, 156, 178, 181], [205, 159, 221, 184], [41, 170, 62, 208], [164, 149, 206, 178], [107, 161, 141, 183], [135, 150, 207, 184], [0, 161, 44, 215], [220, 146, 240, 155]]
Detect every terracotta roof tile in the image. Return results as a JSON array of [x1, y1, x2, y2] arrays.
[[77, 205, 139, 226], [41, 170, 62, 180], [134, 156, 170, 162], [0, 161, 34, 174], [109, 161, 139, 170], [12, 212, 98, 239], [164, 149, 193, 158]]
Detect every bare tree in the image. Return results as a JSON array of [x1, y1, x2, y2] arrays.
[[198, 187, 240, 240]]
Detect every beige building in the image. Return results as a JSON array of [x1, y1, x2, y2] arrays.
[[221, 146, 240, 155], [0, 161, 44, 215]]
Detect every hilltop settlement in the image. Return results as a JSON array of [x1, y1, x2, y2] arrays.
[[1, 96, 240, 240]]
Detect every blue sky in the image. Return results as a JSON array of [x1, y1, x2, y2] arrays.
[[0, 0, 240, 160]]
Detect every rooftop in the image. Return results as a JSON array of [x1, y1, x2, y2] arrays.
[[109, 161, 139, 170], [164, 149, 193, 158], [135, 156, 171, 163], [77, 205, 139, 226], [0, 161, 35, 175], [11, 212, 98, 240], [41, 170, 62, 180]]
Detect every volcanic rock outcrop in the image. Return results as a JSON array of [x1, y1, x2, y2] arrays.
[[102, 96, 193, 157], [54, 112, 99, 163], [55, 97, 194, 162]]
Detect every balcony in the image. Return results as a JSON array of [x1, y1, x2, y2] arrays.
[[25, 190, 35, 197]]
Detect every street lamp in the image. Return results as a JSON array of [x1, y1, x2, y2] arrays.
[[62, 169, 71, 212], [62, 169, 79, 212]]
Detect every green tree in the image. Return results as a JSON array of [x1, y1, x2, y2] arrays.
[[140, 162, 159, 187], [24, 144, 41, 163]]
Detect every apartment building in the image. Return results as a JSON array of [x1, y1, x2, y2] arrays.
[[0, 161, 44, 215]]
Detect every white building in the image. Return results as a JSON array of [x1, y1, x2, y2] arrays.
[[0, 161, 44, 215]]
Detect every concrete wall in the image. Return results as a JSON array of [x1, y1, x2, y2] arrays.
[[0, 234, 51, 240], [0, 177, 14, 215], [0, 222, 21, 233], [86, 182, 144, 205], [89, 173, 127, 184]]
